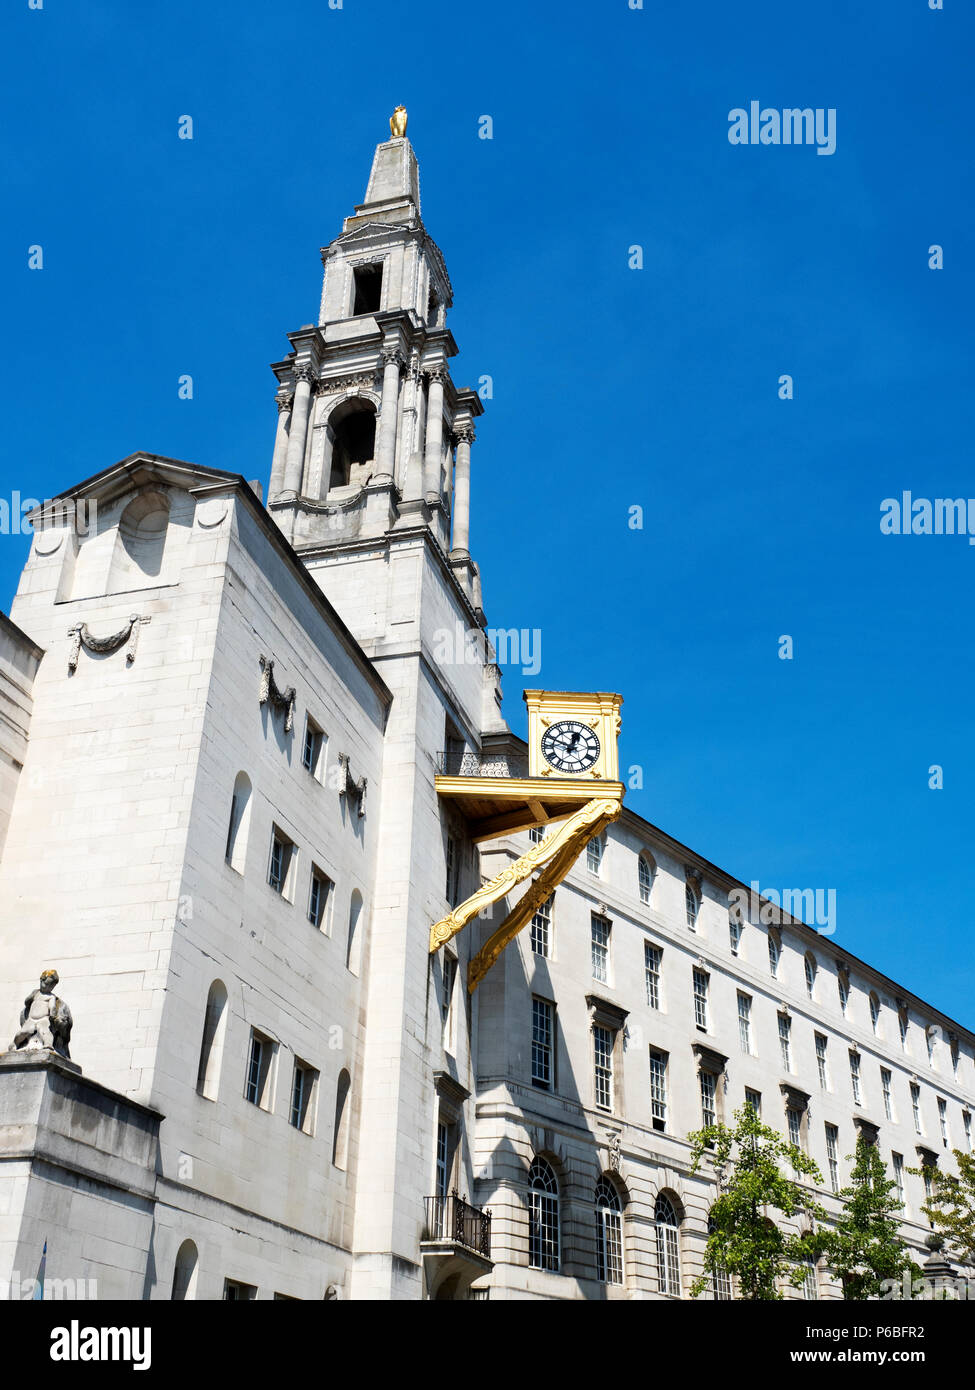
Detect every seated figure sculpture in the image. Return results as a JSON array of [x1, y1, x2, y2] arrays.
[[11, 970, 73, 1059]]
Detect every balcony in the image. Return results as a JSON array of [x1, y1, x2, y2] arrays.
[[421, 1191, 493, 1299], [437, 751, 530, 779]]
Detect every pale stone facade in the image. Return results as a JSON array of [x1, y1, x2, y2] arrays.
[[0, 128, 971, 1302]]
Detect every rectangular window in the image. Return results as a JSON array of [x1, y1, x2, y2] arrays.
[[644, 943, 662, 1010], [587, 837, 602, 874], [815, 1033, 829, 1090], [700, 1070, 716, 1128], [768, 933, 780, 977], [729, 915, 743, 955], [802, 1261, 819, 1301], [531, 998, 554, 1090], [441, 955, 457, 1053], [649, 1048, 668, 1131], [223, 1279, 258, 1301], [267, 826, 296, 899], [911, 1082, 923, 1135], [778, 1013, 792, 1071], [825, 1123, 839, 1194], [308, 867, 333, 931], [849, 1050, 862, 1106], [838, 972, 849, 1014], [591, 914, 610, 983], [787, 1107, 802, 1151], [745, 1087, 762, 1117], [881, 1068, 894, 1121], [938, 1098, 949, 1147], [289, 1059, 318, 1135], [737, 992, 752, 1054], [445, 835, 461, 907], [892, 1152, 905, 1208], [352, 262, 383, 315], [963, 1111, 972, 1152], [529, 824, 545, 844], [693, 969, 709, 1031], [301, 716, 325, 779], [594, 1025, 614, 1111], [531, 894, 553, 958], [435, 1121, 450, 1199], [245, 1029, 275, 1111]]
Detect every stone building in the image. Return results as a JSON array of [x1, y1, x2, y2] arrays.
[[0, 122, 971, 1301]]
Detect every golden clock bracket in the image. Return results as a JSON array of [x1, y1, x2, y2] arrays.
[[428, 791, 623, 959]]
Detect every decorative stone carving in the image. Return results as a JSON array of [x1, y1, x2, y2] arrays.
[[315, 372, 380, 397], [454, 423, 475, 446], [338, 753, 367, 817], [276, 394, 294, 413], [381, 347, 405, 371], [67, 614, 149, 672], [425, 366, 449, 387], [609, 1132, 623, 1174], [258, 656, 296, 733], [293, 363, 316, 386], [10, 970, 73, 1060]]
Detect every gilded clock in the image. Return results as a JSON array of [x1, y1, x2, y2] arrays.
[[540, 719, 601, 774]]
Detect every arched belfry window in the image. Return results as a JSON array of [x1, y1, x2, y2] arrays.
[[327, 398, 377, 491], [196, 980, 229, 1101], [171, 1239, 199, 1300], [595, 1176, 624, 1284], [527, 1157, 560, 1272], [108, 491, 169, 590], [655, 1191, 682, 1297], [638, 854, 655, 905]]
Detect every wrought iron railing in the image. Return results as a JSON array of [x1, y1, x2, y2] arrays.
[[422, 1191, 492, 1259], [436, 751, 530, 779]]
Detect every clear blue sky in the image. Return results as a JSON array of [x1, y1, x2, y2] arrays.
[[1, 1, 972, 1024]]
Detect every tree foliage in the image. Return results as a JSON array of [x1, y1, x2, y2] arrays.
[[688, 1102, 825, 1300], [821, 1135, 921, 1299], [910, 1148, 975, 1268]]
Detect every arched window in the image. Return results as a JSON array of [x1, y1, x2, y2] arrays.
[[327, 398, 377, 491], [527, 1157, 560, 1272], [196, 980, 228, 1101], [804, 952, 817, 1000], [586, 836, 602, 875], [768, 926, 781, 978], [346, 890, 363, 975], [869, 991, 881, 1035], [225, 772, 252, 874], [171, 1239, 199, 1300], [837, 965, 850, 1014], [638, 854, 655, 905], [108, 491, 170, 590], [332, 1069, 351, 1170], [685, 882, 699, 931], [802, 1256, 819, 1301], [595, 1176, 624, 1284], [655, 1192, 682, 1297]]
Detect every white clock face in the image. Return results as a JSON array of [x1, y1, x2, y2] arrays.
[[541, 719, 601, 774]]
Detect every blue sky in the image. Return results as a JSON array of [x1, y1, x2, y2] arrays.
[[1, 1, 972, 1023]]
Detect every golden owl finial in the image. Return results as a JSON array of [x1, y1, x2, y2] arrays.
[[390, 105, 408, 139]]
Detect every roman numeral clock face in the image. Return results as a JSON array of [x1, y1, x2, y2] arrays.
[[540, 720, 601, 774]]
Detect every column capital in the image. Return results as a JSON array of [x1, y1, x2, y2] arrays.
[[381, 347, 406, 371], [293, 363, 317, 386], [425, 365, 449, 387], [454, 423, 475, 446], [276, 393, 294, 413]]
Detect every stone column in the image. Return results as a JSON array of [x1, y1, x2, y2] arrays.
[[268, 394, 293, 499], [451, 424, 474, 557], [282, 365, 315, 497], [423, 368, 447, 500], [375, 348, 404, 482]]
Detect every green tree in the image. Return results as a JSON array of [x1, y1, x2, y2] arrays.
[[688, 1102, 825, 1300], [910, 1148, 975, 1268], [821, 1135, 921, 1298]]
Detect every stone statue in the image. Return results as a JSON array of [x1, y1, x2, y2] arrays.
[[390, 105, 408, 138], [11, 970, 73, 1059]]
